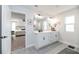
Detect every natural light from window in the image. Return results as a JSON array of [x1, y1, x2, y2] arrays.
[[65, 16, 75, 32], [12, 22, 16, 31]]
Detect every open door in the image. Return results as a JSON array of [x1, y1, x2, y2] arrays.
[[1, 5, 11, 54], [0, 5, 2, 54]]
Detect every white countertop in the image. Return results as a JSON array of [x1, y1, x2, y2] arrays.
[[15, 30, 25, 32], [34, 31, 58, 34]]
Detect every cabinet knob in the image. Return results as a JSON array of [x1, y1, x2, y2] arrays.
[[55, 34, 57, 37], [43, 37, 45, 40]]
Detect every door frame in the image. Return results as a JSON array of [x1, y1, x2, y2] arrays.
[[11, 10, 27, 51], [10, 9, 27, 52]]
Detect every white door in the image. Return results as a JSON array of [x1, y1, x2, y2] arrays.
[[2, 5, 11, 54]]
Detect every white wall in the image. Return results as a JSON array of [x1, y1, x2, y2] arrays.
[[11, 12, 25, 27], [11, 18, 25, 26], [9, 6, 35, 48], [56, 7, 79, 48], [9, 6, 79, 49]]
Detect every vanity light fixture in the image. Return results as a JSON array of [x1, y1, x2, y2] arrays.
[[35, 14, 44, 19]]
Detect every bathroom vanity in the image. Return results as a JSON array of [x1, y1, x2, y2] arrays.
[[34, 31, 59, 49], [33, 14, 60, 49]]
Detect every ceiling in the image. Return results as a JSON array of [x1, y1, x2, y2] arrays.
[[9, 5, 78, 17], [31, 5, 77, 17]]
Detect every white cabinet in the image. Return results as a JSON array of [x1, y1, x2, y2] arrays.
[[49, 32, 58, 43], [34, 31, 59, 49]]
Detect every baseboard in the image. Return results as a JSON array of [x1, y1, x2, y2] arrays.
[[59, 40, 79, 48], [59, 40, 79, 52], [26, 44, 34, 48]]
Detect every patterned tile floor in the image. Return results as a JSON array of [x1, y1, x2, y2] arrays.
[[12, 41, 68, 54]]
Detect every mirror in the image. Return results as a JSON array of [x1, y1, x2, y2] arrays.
[[33, 14, 60, 32]]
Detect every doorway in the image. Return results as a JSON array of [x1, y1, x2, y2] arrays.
[[10, 12, 26, 52]]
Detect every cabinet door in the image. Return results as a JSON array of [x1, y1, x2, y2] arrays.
[[49, 32, 58, 43], [43, 34, 50, 45], [49, 32, 54, 42], [44, 33, 50, 44], [38, 34, 46, 48], [36, 33, 50, 49]]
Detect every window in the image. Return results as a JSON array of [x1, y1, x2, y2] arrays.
[[12, 22, 16, 31], [65, 16, 75, 32]]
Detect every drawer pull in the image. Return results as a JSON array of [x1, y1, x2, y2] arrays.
[[43, 37, 45, 40], [55, 35, 57, 37]]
